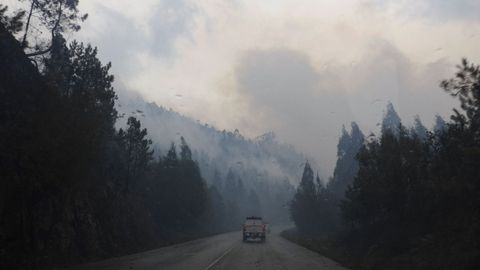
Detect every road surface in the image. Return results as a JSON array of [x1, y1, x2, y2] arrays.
[[68, 228, 349, 270]]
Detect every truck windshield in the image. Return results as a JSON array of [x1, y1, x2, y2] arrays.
[[245, 220, 263, 225]]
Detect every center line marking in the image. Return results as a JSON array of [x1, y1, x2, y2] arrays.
[[203, 244, 236, 270]]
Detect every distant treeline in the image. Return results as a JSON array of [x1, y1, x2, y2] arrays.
[[115, 93, 303, 227], [0, 4, 289, 269], [290, 60, 480, 269]]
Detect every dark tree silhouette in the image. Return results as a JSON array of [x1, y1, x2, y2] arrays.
[[0, 4, 25, 34], [117, 117, 153, 191], [20, 0, 88, 56], [290, 162, 317, 234], [382, 102, 402, 136], [329, 122, 364, 197]]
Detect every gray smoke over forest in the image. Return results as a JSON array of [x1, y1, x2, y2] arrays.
[[115, 88, 316, 223], [2, 1, 480, 269], [116, 88, 313, 181], [5, 0, 479, 177], [70, 0, 477, 176]]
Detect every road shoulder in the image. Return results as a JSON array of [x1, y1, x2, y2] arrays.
[[280, 228, 355, 269]]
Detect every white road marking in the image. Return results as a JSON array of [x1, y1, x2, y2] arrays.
[[203, 244, 236, 270]]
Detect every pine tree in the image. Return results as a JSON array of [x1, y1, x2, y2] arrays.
[[382, 102, 402, 136], [117, 117, 153, 191], [19, 0, 88, 56], [329, 122, 364, 197], [412, 115, 428, 141], [290, 162, 319, 234], [180, 136, 193, 161], [164, 143, 178, 169], [433, 114, 446, 134], [441, 58, 480, 132], [44, 37, 118, 149]]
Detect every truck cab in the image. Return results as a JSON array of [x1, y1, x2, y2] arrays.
[[242, 216, 266, 242]]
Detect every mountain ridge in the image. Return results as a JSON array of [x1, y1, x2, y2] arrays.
[[115, 89, 320, 185]]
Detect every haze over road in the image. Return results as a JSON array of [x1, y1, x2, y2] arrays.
[[68, 228, 349, 270]]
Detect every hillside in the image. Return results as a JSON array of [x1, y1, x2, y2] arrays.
[[115, 90, 316, 223], [115, 90, 315, 184]]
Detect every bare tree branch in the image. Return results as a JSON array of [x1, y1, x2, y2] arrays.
[[25, 0, 63, 58], [21, 1, 36, 48]]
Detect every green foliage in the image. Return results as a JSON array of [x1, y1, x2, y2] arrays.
[[0, 23, 213, 270], [148, 139, 208, 232], [441, 58, 480, 132], [19, 0, 88, 55], [382, 102, 402, 136], [180, 136, 193, 161], [44, 36, 117, 137], [289, 62, 480, 269], [338, 61, 480, 269], [342, 128, 427, 234], [433, 114, 446, 134], [0, 4, 25, 34], [329, 122, 364, 197], [291, 163, 337, 235], [117, 117, 153, 191], [412, 115, 428, 141]]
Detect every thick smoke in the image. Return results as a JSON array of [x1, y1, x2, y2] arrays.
[[232, 44, 458, 175], [115, 89, 317, 222]]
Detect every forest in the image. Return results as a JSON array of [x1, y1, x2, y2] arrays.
[[289, 61, 480, 269], [2, 1, 480, 270], [0, 2, 299, 269]]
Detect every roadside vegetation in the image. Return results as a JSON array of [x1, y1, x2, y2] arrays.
[[0, 2, 296, 269], [0, 11, 210, 269], [289, 60, 480, 270]]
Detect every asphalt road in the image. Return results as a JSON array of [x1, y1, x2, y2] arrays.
[[67, 228, 349, 270]]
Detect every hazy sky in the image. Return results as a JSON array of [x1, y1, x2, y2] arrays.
[[70, 0, 480, 175]]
